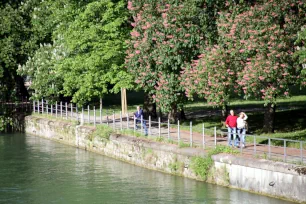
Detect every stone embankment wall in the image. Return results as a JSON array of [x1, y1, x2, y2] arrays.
[[25, 116, 306, 203]]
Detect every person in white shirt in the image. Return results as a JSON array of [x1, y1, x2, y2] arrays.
[[237, 112, 248, 148]]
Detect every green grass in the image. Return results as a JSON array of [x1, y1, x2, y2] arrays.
[[181, 95, 306, 147]]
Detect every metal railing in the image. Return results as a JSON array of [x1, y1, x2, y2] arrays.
[[32, 100, 306, 165]]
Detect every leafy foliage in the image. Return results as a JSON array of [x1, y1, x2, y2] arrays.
[[125, 0, 210, 114], [18, 0, 133, 105], [184, 0, 306, 107], [191, 145, 238, 180]]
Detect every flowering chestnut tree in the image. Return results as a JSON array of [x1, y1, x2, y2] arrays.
[[125, 0, 207, 121], [183, 0, 306, 132]]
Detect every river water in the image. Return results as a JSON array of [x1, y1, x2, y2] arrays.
[[0, 134, 295, 204]]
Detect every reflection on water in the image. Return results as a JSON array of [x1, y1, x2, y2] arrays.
[[0, 134, 295, 204]]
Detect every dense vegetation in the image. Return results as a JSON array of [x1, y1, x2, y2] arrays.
[[1, 0, 306, 133]]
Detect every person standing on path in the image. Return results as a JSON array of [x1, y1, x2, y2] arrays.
[[237, 112, 248, 148], [225, 110, 238, 147], [134, 106, 148, 136]]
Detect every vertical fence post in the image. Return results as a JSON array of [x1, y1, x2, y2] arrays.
[[158, 117, 161, 138], [167, 119, 170, 140], [300, 141, 303, 163], [134, 116, 136, 135], [214, 127, 217, 148], [284, 140, 287, 162], [112, 111, 115, 129], [42, 99, 44, 114], [268, 138, 271, 159], [81, 107, 84, 125], [100, 104, 102, 124], [141, 115, 143, 134], [87, 105, 90, 124], [76, 106, 78, 122], [51, 103, 53, 116], [253, 135, 256, 155], [46, 101, 48, 115], [60, 101, 63, 118], [190, 121, 193, 147], [94, 106, 96, 127], [148, 115, 151, 135], [56, 101, 58, 117], [70, 103, 73, 119], [65, 102, 68, 120], [177, 120, 180, 144], [107, 111, 109, 126], [120, 111, 122, 131], [126, 113, 129, 129], [38, 100, 40, 114], [202, 123, 205, 149], [33, 101, 35, 113]]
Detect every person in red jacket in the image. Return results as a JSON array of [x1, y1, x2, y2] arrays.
[[225, 110, 238, 147]]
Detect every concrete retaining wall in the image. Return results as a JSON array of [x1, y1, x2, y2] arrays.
[[25, 116, 306, 203]]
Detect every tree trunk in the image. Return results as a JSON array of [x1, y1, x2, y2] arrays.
[[221, 104, 229, 121], [263, 103, 276, 133], [143, 92, 157, 118], [121, 88, 127, 114], [178, 108, 186, 121], [168, 103, 178, 123]]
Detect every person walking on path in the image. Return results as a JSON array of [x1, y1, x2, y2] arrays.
[[225, 110, 238, 147], [237, 112, 248, 148], [134, 106, 148, 136]]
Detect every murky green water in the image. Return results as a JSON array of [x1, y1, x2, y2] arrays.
[[0, 134, 295, 204]]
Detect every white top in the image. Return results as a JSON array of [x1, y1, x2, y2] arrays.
[[237, 113, 248, 129]]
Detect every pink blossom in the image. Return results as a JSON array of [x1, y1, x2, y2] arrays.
[[127, 1, 133, 10]]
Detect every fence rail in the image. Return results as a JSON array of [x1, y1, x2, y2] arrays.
[[32, 100, 306, 165]]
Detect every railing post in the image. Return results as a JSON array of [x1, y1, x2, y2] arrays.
[[94, 106, 96, 127], [214, 127, 217, 148], [70, 103, 73, 119], [148, 115, 151, 135], [60, 101, 63, 118], [76, 106, 78, 120], [100, 104, 102, 124], [134, 116, 136, 135], [268, 138, 271, 159], [126, 113, 129, 129], [112, 111, 115, 129], [300, 141, 303, 163], [38, 100, 40, 114], [56, 101, 58, 117], [33, 101, 35, 113], [81, 107, 84, 125], [51, 104, 53, 116], [42, 99, 44, 114], [141, 115, 143, 134], [158, 117, 161, 138], [46, 101, 48, 115], [120, 111, 122, 130], [253, 135, 256, 155], [168, 119, 170, 140], [177, 120, 180, 144], [190, 121, 193, 147], [65, 102, 68, 120], [202, 123, 205, 149], [87, 105, 90, 124], [107, 111, 109, 126], [284, 140, 287, 162]]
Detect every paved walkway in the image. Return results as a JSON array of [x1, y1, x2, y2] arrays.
[[37, 108, 306, 165]]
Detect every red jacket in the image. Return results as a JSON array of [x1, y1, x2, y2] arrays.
[[225, 115, 238, 128]]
